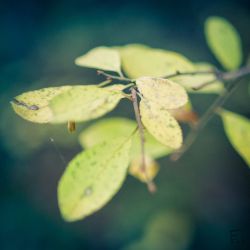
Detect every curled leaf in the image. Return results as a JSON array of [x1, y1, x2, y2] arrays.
[[58, 137, 131, 221], [136, 77, 188, 109], [140, 100, 183, 149], [75, 46, 121, 73], [11, 86, 72, 123], [129, 155, 159, 182], [168, 101, 198, 126]]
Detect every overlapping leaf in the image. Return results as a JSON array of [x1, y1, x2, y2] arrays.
[[220, 110, 250, 167], [140, 100, 183, 149], [79, 117, 172, 159], [75, 46, 121, 73], [205, 16, 242, 70], [50, 85, 125, 123], [118, 44, 194, 78], [11, 86, 72, 123], [58, 137, 131, 221], [129, 155, 160, 182], [172, 63, 224, 94], [136, 77, 188, 109]]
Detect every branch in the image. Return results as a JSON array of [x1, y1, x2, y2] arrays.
[[131, 87, 156, 193], [97, 70, 134, 83], [163, 66, 250, 90], [170, 77, 245, 161]]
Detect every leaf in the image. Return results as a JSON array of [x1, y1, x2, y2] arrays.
[[172, 63, 224, 94], [79, 117, 171, 159], [118, 44, 194, 78], [220, 110, 250, 166], [136, 77, 188, 109], [58, 137, 131, 221], [168, 101, 198, 126], [205, 16, 243, 70], [140, 100, 183, 149], [75, 46, 121, 73], [11, 86, 72, 123], [129, 155, 159, 182], [49, 85, 125, 123]]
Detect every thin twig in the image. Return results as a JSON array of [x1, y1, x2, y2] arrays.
[[131, 87, 156, 193], [97, 70, 134, 83], [163, 69, 216, 79], [170, 78, 245, 161]]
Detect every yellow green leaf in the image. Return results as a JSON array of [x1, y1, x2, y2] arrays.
[[220, 110, 250, 167], [79, 117, 171, 159], [11, 86, 72, 123], [129, 155, 160, 182], [58, 137, 131, 221], [136, 77, 188, 109], [75, 46, 121, 73], [205, 16, 242, 70], [140, 100, 183, 149], [49, 85, 125, 123], [172, 62, 224, 94], [118, 44, 194, 78]]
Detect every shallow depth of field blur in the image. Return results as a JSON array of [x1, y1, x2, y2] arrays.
[[1, 0, 250, 249]]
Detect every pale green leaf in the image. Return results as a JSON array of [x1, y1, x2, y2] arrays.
[[136, 77, 188, 109], [79, 117, 171, 159], [58, 137, 131, 221], [118, 44, 194, 78], [75, 46, 121, 73], [172, 62, 224, 94], [49, 85, 125, 123], [205, 16, 242, 70], [220, 110, 250, 166], [11, 86, 72, 123], [140, 100, 183, 149]]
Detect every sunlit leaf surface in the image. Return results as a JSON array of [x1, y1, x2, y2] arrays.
[[58, 137, 131, 221], [49, 85, 125, 123], [205, 16, 242, 70], [140, 100, 183, 149], [79, 117, 172, 159], [75, 46, 121, 73], [11, 86, 72, 123], [220, 110, 250, 167], [118, 44, 194, 78], [136, 77, 188, 109]]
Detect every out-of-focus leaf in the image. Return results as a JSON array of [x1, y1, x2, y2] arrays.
[[79, 117, 171, 159], [58, 137, 131, 222], [124, 211, 194, 250], [168, 101, 198, 126], [220, 110, 250, 166], [50, 85, 125, 123], [129, 155, 159, 182], [11, 86, 72, 123], [205, 16, 242, 70], [136, 77, 188, 109], [75, 46, 121, 73], [140, 100, 183, 149], [172, 63, 224, 94], [118, 44, 194, 78]]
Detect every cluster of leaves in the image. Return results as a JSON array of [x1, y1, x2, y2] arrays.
[[11, 16, 250, 222]]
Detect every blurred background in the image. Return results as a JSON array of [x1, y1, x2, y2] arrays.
[[0, 0, 250, 249]]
